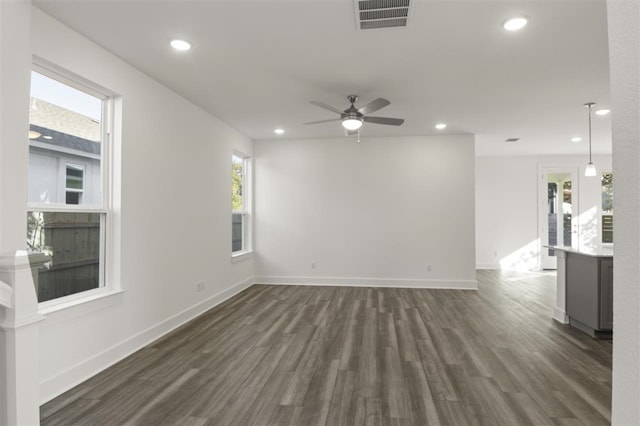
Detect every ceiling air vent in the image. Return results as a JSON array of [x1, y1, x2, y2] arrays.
[[355, 0, 412, 30]]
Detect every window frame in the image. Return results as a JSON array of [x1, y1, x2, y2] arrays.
[[232, 152, 252, 259], [29, 62, 116, 309], [601, 171, 613, 245]]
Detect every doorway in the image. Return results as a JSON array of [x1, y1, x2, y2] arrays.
[[539, 167, 579, 269]]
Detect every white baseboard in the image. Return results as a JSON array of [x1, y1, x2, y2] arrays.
[[553, 308, 570, 324], [39, 276, 254, 404], [254, 275, 478, 290], [476, 263, 501, 270]]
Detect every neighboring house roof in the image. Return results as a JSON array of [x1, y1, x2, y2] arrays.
[[29, 98, 101, 156], [29, 123, 100, 155], [30, 98, 100, 141]]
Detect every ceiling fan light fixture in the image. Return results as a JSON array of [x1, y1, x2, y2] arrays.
[[342, 117, 363, 131]]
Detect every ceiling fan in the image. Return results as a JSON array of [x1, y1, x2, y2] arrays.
[[304, 95, 404, 133]]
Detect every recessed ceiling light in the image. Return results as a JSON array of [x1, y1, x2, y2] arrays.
[[170, 39, 191, 51], [595, 109, 610, 116], [43, 135, 53, 140], [28, 131, 41, 139], [274, 128, 285, 135], [435, 123, 447, 130], [503, 17, 528, 31], [571, 137, 582, 142]]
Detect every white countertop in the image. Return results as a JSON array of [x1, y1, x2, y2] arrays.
[[545, 245, 614, 257]]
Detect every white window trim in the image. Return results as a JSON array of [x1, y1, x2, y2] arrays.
[[232, 152, 252, 258], [30, 60, 118, 311]]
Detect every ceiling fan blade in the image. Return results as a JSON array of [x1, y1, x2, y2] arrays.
[[303, 118, 341, 125], [357, 98, 390, 115], [310, 101, 344, 115], [363, 116, 404, 126]]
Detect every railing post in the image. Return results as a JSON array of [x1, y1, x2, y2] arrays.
[[0, 251, 48, 426]]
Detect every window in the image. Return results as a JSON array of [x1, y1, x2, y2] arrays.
[[601, 172, 613, 244], [27, 67, 112, 303], [232, 153, 251, 255], [65, 164, 84, 205]]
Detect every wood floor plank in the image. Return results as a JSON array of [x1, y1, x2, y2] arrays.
[[41, 270, 612, 426]]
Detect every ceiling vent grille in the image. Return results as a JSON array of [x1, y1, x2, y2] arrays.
[[355, 0, 412, 30]]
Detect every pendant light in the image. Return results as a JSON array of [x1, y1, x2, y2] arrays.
[[584, 102, 597, 177]]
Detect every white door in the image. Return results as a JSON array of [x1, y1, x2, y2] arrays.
[[539, 167, 579, 269]]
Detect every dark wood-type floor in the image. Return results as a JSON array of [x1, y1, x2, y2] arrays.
[[41, 270, 612, 425]]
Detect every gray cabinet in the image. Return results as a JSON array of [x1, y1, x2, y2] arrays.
[[565, 252, 613, 337], [599, 258, 613, 330]]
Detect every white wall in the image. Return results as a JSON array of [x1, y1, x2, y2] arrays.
[[30, 8, 254, 402], [608, 0, 640, 423], [0, 2, 34, 423], [254, 135, 477, 289], [476, 154, 612, 270], [0, 0, 31, 255]]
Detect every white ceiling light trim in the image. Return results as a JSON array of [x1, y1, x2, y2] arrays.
[[170, 39, 191, 51], [503, 17, 529, 31]]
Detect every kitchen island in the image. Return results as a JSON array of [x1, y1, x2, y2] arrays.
[[548, 246, 613, 338]]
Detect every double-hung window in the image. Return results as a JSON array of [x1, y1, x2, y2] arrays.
[[27, 66, 113, 304], [232, 153, 251, 256]]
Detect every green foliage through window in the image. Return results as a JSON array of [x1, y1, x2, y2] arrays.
[[232, 156, 244, 211]]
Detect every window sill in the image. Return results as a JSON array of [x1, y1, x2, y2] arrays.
[[39, 287, 125, 316], [231, 251, 253, 263]]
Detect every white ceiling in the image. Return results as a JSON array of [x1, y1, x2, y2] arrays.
[[34, 0, 612, 156]]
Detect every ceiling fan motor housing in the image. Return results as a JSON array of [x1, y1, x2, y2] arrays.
[[342, 95, 363, 120]]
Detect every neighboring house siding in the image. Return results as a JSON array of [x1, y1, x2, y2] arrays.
[[28, 146, 101, 205]]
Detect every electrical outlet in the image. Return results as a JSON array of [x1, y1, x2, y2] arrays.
[[196, 281, 205, 292]]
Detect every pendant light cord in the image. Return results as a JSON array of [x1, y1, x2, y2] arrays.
[[588, 103, 593, 163], [584, 102, 595, 163]]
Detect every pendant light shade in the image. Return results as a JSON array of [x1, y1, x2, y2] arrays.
[[584, 102, 596, 177]]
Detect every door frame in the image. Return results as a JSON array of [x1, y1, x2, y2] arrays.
[[538, 164, 580, 270]]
